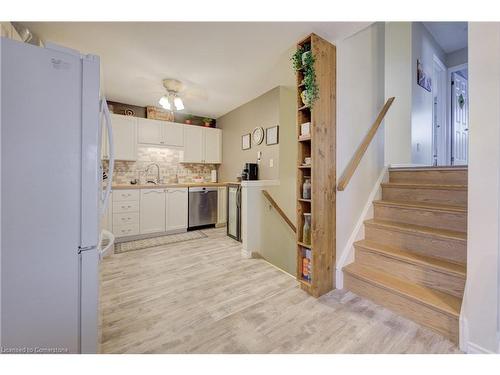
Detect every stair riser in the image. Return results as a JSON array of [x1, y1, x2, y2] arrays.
[[355, 247, 465, 298], [382, 186, 467, 207], [374, 205, 467, 233], [365, 225, 466, 264], [344, 272, 459, 343], [389, 170, 467, 185]]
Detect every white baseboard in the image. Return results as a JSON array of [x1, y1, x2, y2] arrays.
[[335, 166, 389, 289], [466, 342, 495, 354]]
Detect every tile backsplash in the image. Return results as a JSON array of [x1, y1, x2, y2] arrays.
[[104, 147, 218, 185]]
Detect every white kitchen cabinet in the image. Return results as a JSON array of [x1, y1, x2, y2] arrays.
[[111, 114, 137, 161], [217, 186, 227, 226], [183, 126, 222, 164], [112, 189, 140, 237], [204, 128, 222, 164], [183, 125, 204, 163], [165, 188, 188, 231], [164, 122, 184, 147], [140, 189, 166, 234], [137, 118, 162, 145], [138, 118, 184, 147]]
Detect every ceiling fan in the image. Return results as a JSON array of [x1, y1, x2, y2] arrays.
[[158, 79, 185, 111]]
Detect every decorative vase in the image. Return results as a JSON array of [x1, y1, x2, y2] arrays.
[[300, 90, 311, 107]]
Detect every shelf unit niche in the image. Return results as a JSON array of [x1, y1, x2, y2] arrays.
[[295, 33, 336, 297]]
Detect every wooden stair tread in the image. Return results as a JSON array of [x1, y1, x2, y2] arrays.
[[381, 182, 467, 190], [373, 200, 467, 213], [354, 239, 466, 277], [343, 263, 461, 317], [364, 219, 467, 241], [389, 166, 468, 172]]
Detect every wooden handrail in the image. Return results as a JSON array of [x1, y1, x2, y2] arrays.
[[262, 190, 296, 233], [337, 97, 395, 191]]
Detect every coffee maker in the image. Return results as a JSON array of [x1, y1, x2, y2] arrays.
[[241, 163, 258, 180]]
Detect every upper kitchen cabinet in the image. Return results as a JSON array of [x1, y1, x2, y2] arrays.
[[0, 22, 22, 41], [204, 128, 222, 164], [183, 126, 222, 164], [138, 118, 183, 147], [110, 114, 137, 161]]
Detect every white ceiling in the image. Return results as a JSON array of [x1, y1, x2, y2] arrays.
[[422, 22, 468, 54], [24, 22, 370, 118]]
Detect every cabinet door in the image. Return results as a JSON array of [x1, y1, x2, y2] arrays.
[[183, 125, 204, 163], [138, 118, 163, 145], [140, 189, 166, 234], [111, 114, 137, 161], [166, 188, 188, 231], [163, 122, 184, 147], [204, 128, 222, 164]]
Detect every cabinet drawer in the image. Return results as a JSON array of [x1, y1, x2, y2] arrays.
[[113, 223, 140, 238], [113, 189, 140, 202], [113, 212, 139, 227], [113, 200, 140, 213]]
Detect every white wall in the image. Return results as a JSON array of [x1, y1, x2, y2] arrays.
[[462, 22, 500, 354], [411, 22, 447, 166], [384, 22, 412, 165], [446, 47, 468, 67], [336, 23, 386, 279]]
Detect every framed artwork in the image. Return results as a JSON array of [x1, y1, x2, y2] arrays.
[[266, 125, 279, 145], [417, 59, 432, 92], [242, 133, 251, 150]]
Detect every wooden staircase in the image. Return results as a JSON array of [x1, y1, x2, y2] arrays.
[[343, 166, 467, 344]]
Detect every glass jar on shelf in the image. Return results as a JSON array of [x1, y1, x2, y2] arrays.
[[302, 177, 311, 199], [302, 213, 311, 245]]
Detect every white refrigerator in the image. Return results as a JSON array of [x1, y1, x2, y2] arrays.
[[0, 37, 113, 353]]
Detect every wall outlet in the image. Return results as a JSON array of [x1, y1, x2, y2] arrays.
[[269, 158, 274, 167]]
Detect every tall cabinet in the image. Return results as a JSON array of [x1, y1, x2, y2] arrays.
[[296, 33, 336, 297]]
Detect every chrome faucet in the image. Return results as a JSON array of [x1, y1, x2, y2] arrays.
[[145, 163, 161, 184]]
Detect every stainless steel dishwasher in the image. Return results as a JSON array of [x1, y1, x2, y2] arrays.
[[188, 187, 218, 229]]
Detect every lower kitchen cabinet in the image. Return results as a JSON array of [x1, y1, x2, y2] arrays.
[[166, 188, 188, 231], [140, 189, 166, 234]]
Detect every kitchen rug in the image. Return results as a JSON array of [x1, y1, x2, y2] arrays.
[[114, 230, 207, 253]]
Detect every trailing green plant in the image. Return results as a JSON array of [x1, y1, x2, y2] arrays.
[[291, 46, 305, 71], [302, 50, 319, 107], [291, 43, 319, 108]]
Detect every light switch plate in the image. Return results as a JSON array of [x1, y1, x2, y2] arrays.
[[269, 159, 274, 167]]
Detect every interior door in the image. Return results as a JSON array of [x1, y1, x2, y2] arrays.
[[452, 72, 469, 165]]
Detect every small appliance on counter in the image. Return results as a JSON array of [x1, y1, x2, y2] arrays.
[[241, 163, 258, 181]]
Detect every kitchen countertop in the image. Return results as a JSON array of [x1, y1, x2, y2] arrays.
[[111, 182, 230, 190]]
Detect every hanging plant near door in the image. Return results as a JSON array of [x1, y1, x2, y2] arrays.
[[291, 43, 319, 108]]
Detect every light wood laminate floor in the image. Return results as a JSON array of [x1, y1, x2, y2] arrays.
[[99, 228, 460, 354]]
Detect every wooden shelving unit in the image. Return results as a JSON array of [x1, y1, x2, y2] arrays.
[[295, 33, 336, 297]]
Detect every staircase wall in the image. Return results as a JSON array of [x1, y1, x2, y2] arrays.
[[336, 22, 386, 286], [461, 22, 500, 354]]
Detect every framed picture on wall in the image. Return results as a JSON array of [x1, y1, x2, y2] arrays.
[[417, 59, 432, 92], [242, 133, 251, 150], [266, 125, 279, 145]]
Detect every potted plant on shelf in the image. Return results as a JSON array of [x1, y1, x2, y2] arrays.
[[291, 43, 319, 108], [202, 117, 214, 127], [185, 115, 194, 125]]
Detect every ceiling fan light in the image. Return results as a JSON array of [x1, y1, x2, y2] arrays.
[[159, 95, 171, 110], [174, 97, 184, 111]]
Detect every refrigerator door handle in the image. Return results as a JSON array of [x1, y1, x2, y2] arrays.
[[100, 97, 114, 215]]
